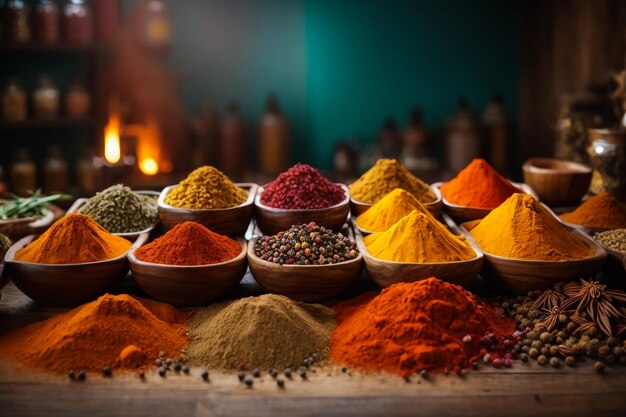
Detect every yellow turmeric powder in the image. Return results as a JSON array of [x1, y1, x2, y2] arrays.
[[349, 159, 436, 204], [364, 210, 475, 263], [165, 166, 247, 209], [355, 188, 433, 232], [470, 193, 594, 261]]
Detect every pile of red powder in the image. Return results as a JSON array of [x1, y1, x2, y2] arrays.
[[330, 278, 516, 376], [260, 163, 345, 209]]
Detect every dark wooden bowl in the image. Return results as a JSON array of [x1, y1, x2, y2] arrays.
[[128, 238, 248, 307], [461, 220, 607, 294], [68, 190, 160, 241], [522, 158, 592, 206], [3, 233, 148, 306], [247, 236, 363, 302], [158, 183, 258, 236], [350, 185, 442, 219], [355, 213, 483, 288], [433, 182, 539, 223], [254, 184, 350, 235]]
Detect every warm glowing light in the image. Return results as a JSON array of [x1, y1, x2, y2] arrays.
[[104, 99, 122, 164], [139, 158, 159, 175]]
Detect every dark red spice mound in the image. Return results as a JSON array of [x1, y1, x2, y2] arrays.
[[260, 163, 345, 209]]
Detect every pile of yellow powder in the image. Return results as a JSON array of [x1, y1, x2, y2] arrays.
[[165, 166, 247, 209]]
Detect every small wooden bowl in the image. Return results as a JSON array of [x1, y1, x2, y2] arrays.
[[0, 203, 63, 241], [128, 238, 248, 307], [254, 184, 350, 235], [433, 182, 539, 223], [350, 185, 443, 219], [68, 191, 160, 241], [522, 158, 592, 207], [158, 183, 258, 236], [247, 236, 363, 302], [461, 220, 607, 294], [355, 213, 483, 288], [3, 233, 148, 306]]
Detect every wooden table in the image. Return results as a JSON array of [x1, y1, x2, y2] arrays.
[[1, 274, 626, 417]]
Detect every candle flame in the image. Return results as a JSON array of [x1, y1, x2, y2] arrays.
[[104, 100, 122, 164], [139, 158, 158, 175]]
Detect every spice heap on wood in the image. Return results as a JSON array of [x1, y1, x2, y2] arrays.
[[440, 159, 521, 209], [349, 158, 436, 204], [470, 194, 594, 261], [78, 184, 158, 233], [186, 294, 335, 369], [15, 213, 131, 264], [165, 166, 247, 209], [254, 222, 358, 265], [560, 192, 626, 229], [364, 210, 475, 263], [134, 221, 241, 265], [0, 294, 190, 373], [330, 278, 515, 376], [260, 163, 345, 209], [355, 188, 432, 232], [595, 229, 626, 253]]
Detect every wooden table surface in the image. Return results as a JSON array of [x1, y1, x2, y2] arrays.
[[1, 272, 626, 417]]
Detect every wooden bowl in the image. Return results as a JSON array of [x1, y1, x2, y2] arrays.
[[68, 190, 160, 241], [128, 238, 248, 307], [433, 182, 539, 223], [254, 184, 350, 235], [247, 236, 363, 302], [355, 213, 483, 288], [158, 183, 258, 236], [461, 220, 607, 294], [3, 233, 148, 306], [0, 203, 63, 241], [522, 158, 592, 207], [350, 185, 443, 219]]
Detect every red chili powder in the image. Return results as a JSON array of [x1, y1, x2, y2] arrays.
[[330, 278, 515, 376], [440, 159, 522, 209], [260, 163, 345, 209]]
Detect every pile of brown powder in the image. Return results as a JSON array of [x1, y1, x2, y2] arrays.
[[186, 294, 335, 369]]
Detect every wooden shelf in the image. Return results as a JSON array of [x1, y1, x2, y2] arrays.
[[0, 43, 108, 54], [0, 118, 95, 130]]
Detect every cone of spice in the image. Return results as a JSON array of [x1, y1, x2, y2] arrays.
[[15, 213, 131, 264], [260, 163, 345, 209], [165, 166, 247, 209], [134, 222, 241, 266], [355, 188, 433, 232], [440, 159, 522, 209], [560, 192, 626, 229], [349, 159, 436, 204]]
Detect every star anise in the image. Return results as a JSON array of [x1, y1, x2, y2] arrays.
[[531, 289, 567, 311], [539, 305, 565, 331], [570, 313, 598, 336]]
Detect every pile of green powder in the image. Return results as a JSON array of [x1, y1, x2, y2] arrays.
[[186, 294, 335, 369], [79, 184, 158, 233]]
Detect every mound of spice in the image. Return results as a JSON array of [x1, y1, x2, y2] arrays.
[[470, 194, 593, 261], [331, 278, 515, 376], [355, 188, 433, 232], [364, 210, 474, 263], [560, 192, 626, 229], [15, 213, 131, 264], [260, 163, 345, 209], [78, 184, 158, 233], [186, 294, 335, 369], [0, 294, 190, 373], [594, 229, 626, 253], [254, 222, 358, 265], [349, 158, 436, 204], [134, 221, 241, 265], [165, 166, 247, 209], [440, 159, 522, 209]]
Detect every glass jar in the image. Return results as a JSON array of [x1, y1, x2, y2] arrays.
[[43, 145, 68, 193], [65, 80, 90, 118], [588, 129, 626, 200], [34, 0, 60, 43], [2, 79, 27, 122], [2, 0, 31, 43], [63, 0, 93, 44], [10, 148, 37, 197], [33, 75, 60, 119]]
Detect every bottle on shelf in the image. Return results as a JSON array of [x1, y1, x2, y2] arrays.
[[65, 80, 91, 118], [219, 102, 245, 181], [34, 0, 60, 43], [43, 145, 69, 193], [482, 95, 509, 174], [63, 0, 93, 44], [377, 118, 402, 159], [445, 98, 482, 174], [2, 78, 28, 122], [10, 148, 37, 197], [76, 147, 100, 195], [401, 107, 431, 172], [259, 94, 290, 176], [33, 75, 60, 119], [2, 0, 31, 43]]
